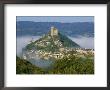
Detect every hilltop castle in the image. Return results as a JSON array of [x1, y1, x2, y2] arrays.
[[50, 26, 58, 36]]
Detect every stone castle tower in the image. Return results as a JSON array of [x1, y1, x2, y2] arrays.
[[50, 26, 58, 36]]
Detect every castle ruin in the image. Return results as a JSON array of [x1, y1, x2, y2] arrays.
[[50, 26, 58, 36]]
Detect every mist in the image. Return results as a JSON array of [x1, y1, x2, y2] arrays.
[[68, 36, 94, 49], [17, 36, 41, 56]]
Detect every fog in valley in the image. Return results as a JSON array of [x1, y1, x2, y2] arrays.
[[68, 36, 94, 49], [17, 36, 41, 57]]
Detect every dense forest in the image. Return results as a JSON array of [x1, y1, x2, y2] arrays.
[[16, 55, 94, 74]]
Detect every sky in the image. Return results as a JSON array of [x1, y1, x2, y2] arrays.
[[17, 16, 94, 23]]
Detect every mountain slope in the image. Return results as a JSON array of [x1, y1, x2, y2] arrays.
[[17, 21, 94, 37]]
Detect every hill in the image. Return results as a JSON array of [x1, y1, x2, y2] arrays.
[[25, 27, 80, 53], [16, 21, 94, 37], [22, 27, 80, 60]]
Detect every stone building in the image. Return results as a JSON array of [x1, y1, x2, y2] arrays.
[[50, 26, 58, 36]]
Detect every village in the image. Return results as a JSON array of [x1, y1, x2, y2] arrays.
[[23, 47, 94, 60], [37, 47, 94, 60]]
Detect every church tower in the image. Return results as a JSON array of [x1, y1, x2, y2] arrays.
[[50, 26, 58, 36]]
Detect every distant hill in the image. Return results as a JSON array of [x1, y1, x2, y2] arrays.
[[16, 21, 94, 37]]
